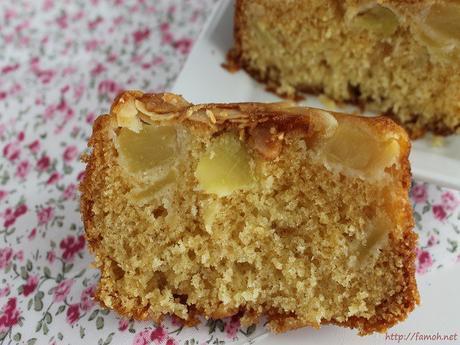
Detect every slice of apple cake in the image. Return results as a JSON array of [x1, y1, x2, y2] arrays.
[[80, 91, 419, 335], [229, 0, 460, 138]]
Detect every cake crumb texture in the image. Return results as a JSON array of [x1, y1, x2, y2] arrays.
[[80, 91, 419, 335], [230, 0, 460, 138]]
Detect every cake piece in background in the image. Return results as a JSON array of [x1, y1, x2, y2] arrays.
[[229, 0, 460, 138], [80, 91, 418, 335]]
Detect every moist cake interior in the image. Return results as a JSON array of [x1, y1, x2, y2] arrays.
[[81, 93, 418, 334], [230, 0, 460, 137]]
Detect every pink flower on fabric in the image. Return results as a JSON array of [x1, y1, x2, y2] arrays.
[[85, 39, 102, 51], [173, 38, 193, 55], [46, 250, 56, 264], [63, 145, 78, 162], [47, 172, 60, 185], [160, 22, 173, 44], [66, 304, 80, 325], [165, 338, 177, 345], [160, 22, 169, 32], [80, 285, 96, 311], [153, 56, 164, 66], [427, 235, 438, 247], [55, 99, 74, 123], [411, 183, 428, 204], [1, 64, 19, 74], [14, 250, 23, 262], [61, 85, 70, 94], [4, 8, 17, 20], [72, 10, 84, 21], [107, 53, 117, 63], [73, 82, 85, 101], [36, 69, 55, 84], [15, 160, 31, 179], [60, 235, 85, 261], [133, 28, 150, 44], [162, 32, 174, 44], [416, 248, 433, 274], [62, 66, 77, 76], [28, 140, 40, 153], [53, 279, 74, 302], [0, 190, 7, 201], [0, 285, 10, 298], [43, 0, 54, 10], [86, 113, 96, 124], [44, 104, 57, 120], [14, 204, 27, 219], [27, 228, 37, 240], [2, 208, 16, 228], [0, 298, 20, 332], [88, 17, 103, 31], [9, 83, 22, 97], [56, 13, 68, 29], [150, 326, 167, 343], [98, 79, 121, 96], [113, 15, 124, 26], [0, 248, 13, 269], [225, 316, 240, 339], [23, 275, 39, 297], [441, 191, 459, 213], [37, 206, 54, 226], [167, 5, 176, 14], [432, 204, 447, 222], [165, 337, 178, 345], [36, 155, 51, 172], [63, 183, 77, 200], [133, 329, 152, 345], [118, 318, 129, 331], [132, 54, 143, 64], [3, 142, 20, 161]]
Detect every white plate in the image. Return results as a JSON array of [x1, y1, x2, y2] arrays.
[[172, 0, 460, 190]]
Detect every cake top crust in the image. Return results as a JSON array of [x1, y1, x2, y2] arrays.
[[111, 91, 409, 141]]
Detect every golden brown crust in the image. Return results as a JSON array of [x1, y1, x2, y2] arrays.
[[109, 91, 409, 140], [80, 115, 107, 252], [81, 115, 164, 323], [80, 91, 418, 335]]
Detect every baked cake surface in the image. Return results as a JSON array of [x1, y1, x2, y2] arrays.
[[80, 91, 419, 335], [229, 0, 460, 138]]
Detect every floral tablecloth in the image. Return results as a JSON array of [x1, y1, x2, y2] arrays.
[[0, 1, 459, 344]]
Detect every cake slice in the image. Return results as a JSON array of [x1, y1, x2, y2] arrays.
[[229, 0, 460, 138], [80, 91, 419, 335]]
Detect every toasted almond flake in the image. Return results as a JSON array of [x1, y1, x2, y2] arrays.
[[113, 94, 142, 132], [134, 99, 176, 121], [206, 110, 217, 124]]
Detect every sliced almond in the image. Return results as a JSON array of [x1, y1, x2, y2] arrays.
[[134, 99, 177, 121], [113, 93, 142, 132]]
